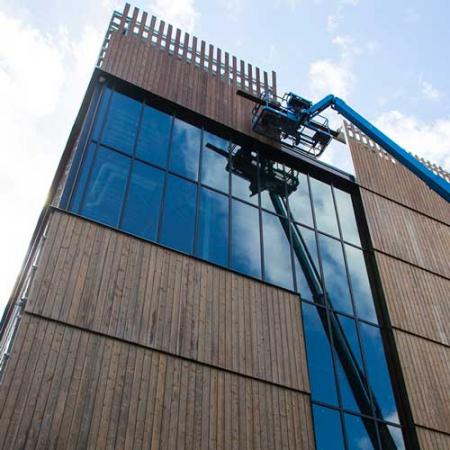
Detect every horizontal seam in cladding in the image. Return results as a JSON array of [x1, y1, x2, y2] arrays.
[[392, 326, 450, 349], [414, 423, 450, 438], [358, 185, 450, 229], [23, 310, 311, 397]]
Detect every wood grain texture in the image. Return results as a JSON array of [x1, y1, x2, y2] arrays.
[[375, 252, 450, 345], [417, 427, 450, 450], [25, 210, 309, 393], [0, 314, 315, 450], [394, 330, 450, 434], [361, 189, 450, 278]]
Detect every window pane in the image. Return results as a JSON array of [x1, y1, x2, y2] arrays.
[[288, 172, 314, 227], [344, 414, 379, 450], [92, 87, 112, 142], [101, 91, 141, 154], [292, 225, 319, 301], [318, 234, 353, 315], [197, 188, 228, 266], [262, 212, 294, 290], [230, 146, 259, 206], [169, 118, 201, 180], [312, 405, 345, 450], [160, 175, 197, 254], [81, 146, 129, 227], [260, 158, 286, 214], [345, 245, 378, 323], [136, 104, 171, 168], [334, 188, 361, 246], [121, 162, 164, 241], [310, 177, 339, 237], [231, 200, 261, 278], [201, 131, 230, 193], [303, 303, 338, 405], [386, 425, 405, 450], [334, 315, 370, 415], [360, 323, 399, 424], [70, 142, 97, 212]]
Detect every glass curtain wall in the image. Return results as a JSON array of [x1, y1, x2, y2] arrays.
[[65, 84, 406, 450]]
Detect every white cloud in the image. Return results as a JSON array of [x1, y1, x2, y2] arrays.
[[326, 0, 359, 33], [150, 0, 200, 31], [375, 110, 450, 170], [419, 79, 441, 102]]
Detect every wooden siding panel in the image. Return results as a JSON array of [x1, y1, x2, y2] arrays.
[[417, 427, 450, 450], [361, 189, 450, 278], [394, 330, 450, 434], [0, 314, 314, 450], [26, 210, 309, 392], [375, 252, 450, 345]]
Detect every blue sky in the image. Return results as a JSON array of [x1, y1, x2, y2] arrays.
[[0, 0, 449, 313]]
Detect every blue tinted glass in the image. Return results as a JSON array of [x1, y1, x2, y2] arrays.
[[345, 414, 379, 450], [310, 177, 339, 237], [70, 142, 97, 212], [81, 146, 129, 227], [230, 146, 259, 206], [334, 315, 370, 415], [360, 323, 399, 424], [136, 104, 172, 167], [345, 245, 378, 323], [197, 188, 228, 266], [260, 159, 286, 214], [387, 425, 405, 450], [334, 188, 361, 246], [302, 303, 338, 405], [231, 200, 261, 278], [312, 405, 345, 450], [292, 225, 318, 301], [92, 87, 112, 142], [121, 162, 164, 240], [318, 234, 353, 314], [262, 212, 294, 290], [201, 132, 229, 193], [101, 91, 141, 154], [160, 175, 197, 254], [169, 118, 201, 180], [288, 172, 314, 227]]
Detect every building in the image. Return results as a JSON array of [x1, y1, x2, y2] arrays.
[[0, 3, 449, 449]]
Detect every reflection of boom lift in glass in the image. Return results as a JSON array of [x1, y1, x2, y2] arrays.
[[207, 141, 398, 449]]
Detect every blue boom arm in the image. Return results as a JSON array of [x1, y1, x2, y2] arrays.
[[306, 95, 450, 203]]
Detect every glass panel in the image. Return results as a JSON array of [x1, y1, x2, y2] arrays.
[[230, 146, 259, 206], [70, 142, 97, 212], [318, 234, 353, 315], [231, 199, 261, 278], [201, 131, 230, 193], [160, 175, 197, 254], [287, 172, 314, 227], [259, 158, 285, 214], [345, 245, 378, 323], [81, 146, 129, 227], [197, 188, 229, 266], [262, 211, 294, 290], [334, 188, 361, 246], [344, 413, 379, 450], [136, 104, 172, 168], [360, 323, 399, 424], [302, 302, 338, 405], [386, 425, 406, 450], [292, 225, 318, 301], [92, 87, 112, 142], [310, 177, 339, 237], [334, 315, 370, 415], [312, 405, 345, 450], [169, 118, 201, 181], [101, 91, 141, 155], [121, 162, 164, 241]]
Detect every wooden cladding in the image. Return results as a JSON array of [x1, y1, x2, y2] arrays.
[[375, 253, 450, 346], [417, 427, 450, 450], [346, 122, 450, 226], [361, 189, 450, 278], [394, 330, 450, 434], [26, 210, 309, 392], [0, 314, 314, 450], [99, 5, 278, 145]]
